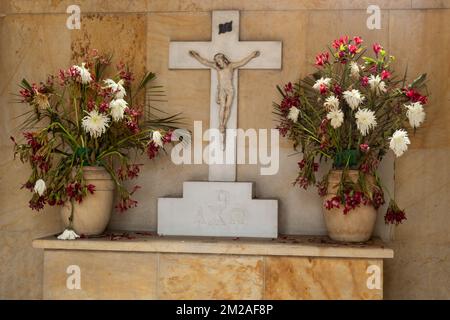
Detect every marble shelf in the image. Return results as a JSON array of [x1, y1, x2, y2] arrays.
[[34, 231, 393, 299], [33, 231, 393, 259]]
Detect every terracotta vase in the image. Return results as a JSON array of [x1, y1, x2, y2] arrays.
[[61, 166, 115, 235], [322, 170, 377, 242]]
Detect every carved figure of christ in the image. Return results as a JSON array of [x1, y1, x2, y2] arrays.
[[189, 50, 260, 137]]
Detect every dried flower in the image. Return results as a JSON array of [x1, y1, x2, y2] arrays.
[[355, 108, 377, 136], [109, 99, 128, 122], [33, 179, 46, 196], [72, 63, 92, 84], [326, 109, 344, 129], [389, 129, 410, 157], [405, 102, 425, 128], [287, 106, 300, 122], [57, 229, 80, 240], [324, 95, 340, 111], [82, 110, 110, 138], [343, 89, 365, 110]]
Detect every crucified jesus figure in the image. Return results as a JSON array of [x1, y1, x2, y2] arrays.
[[189, 50, 260, 142]]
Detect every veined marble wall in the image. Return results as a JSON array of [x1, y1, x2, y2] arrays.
[[0, 0, 449, 299]]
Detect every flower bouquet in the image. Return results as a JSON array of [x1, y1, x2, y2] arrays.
[[274, 36, 428, 242], [12, 50, 182, 239]]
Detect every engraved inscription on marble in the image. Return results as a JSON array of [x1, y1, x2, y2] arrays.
[[158, 182, 277, 238], [195, 190, 248, 226]]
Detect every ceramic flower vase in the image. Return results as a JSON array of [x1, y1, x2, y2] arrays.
[[60, 166, 115, 236], [322, 170, 377, 242]]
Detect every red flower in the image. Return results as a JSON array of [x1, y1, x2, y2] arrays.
[[280, 95, 299, 112], [296, 177, 309, 190], [86, 99, 96, 112], [403, 88, 428, 104], [315, 52, 329, 67], [381, 70, 391, 80], [276, 125, 289, 137], [317, 181, 328, 197], [115, 197, 138, 212], [147, 142, 160, 159], [361, 76, 369, 87], [163, 131, 173, 144], [29, 196, 46, 211], [325, 196, 341, 210], [319, 83, 328, 95], [298, 159, 306, 169], [87, 184, 96, 194], [372, 189, 385, 210], [360, 143, 370, 153], [332, 35, 349, 49], [333, 84, 343, 96], [373, 43, 383, 56], [353, 36, 363, 45], [348, 44, 357, 55], [384, 201, 407, 225], [23, 132, 41, 153], [284, 82, 293, 93], [99, 101, 109, 113]]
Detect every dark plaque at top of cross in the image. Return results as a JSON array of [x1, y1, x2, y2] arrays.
[[218, 21, 233, 34]]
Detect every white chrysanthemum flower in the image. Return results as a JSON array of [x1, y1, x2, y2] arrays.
[[355, 108, 377, 136], [109, 99, 128, 122], [326, 109, 344, 129], [34, 179, 46, 196], [312, 77, 332, 91], [389, 129, 410, 157], [368, 74, 387, 95], [104, 79, 126, 99], [82, 110, 110, 138], [349, 61, 360, 79], [73, 63, 92, 84], [405, 102, 425, 128], [324, 95, 340, 110], [343, 89, 365, 110], [152, 130, 164, 147], [57, 229, 80, 240], [287, 106, 300, 122]]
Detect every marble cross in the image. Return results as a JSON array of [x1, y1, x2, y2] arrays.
[[169, 10, 282, 182]]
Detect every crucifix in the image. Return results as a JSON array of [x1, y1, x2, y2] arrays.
[[169, 10, 282, 182]]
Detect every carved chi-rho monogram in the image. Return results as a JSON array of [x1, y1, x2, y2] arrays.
[[195, 190, 248, 226]]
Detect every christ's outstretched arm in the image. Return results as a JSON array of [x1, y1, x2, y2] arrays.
[[231, 50, 260, 68], [189, 50, 216, 69]]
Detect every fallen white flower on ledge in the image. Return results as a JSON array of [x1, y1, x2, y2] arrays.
[[57, 229, 80, 240]]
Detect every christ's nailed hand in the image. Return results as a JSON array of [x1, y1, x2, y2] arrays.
[[253, 51, 261, 57], [189, 50, 198, 57]]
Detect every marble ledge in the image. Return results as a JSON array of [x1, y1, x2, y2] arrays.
[[33, 232, 394, 259]]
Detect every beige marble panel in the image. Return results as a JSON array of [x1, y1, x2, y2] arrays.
[[147, 0, 412, 12], [3, 0, 148, 13], [388, 10, 450, 150], [412, 0, 450, 8], [159, 253, 264, 299], [70, 13, 147, 83], [0, 231, 45, 299], [43, 250, 157, 299], [265, 257, 383, 299], [146, 12, 211, 130], [0, 14, 70, 299], [385, 148, 450, 299], [239, 11, 307, 133], [385, 240, 450, 299]]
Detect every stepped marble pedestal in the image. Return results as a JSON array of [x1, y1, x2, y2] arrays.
[[158, 181, 278, 238]]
